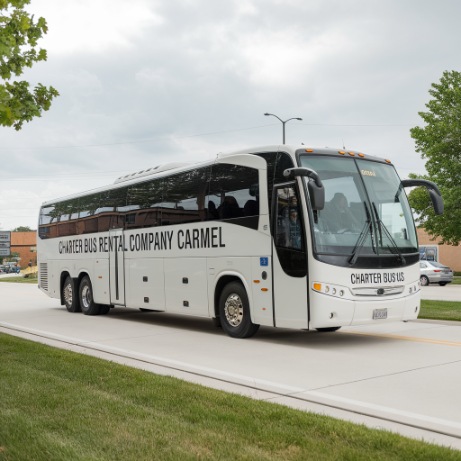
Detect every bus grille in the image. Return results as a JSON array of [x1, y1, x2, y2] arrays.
[[39, 263, 48, 291]]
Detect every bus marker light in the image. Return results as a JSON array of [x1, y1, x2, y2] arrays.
[[261, 288, 269, 292], [338, 151, 346, 155], [313, 283, 322, 291], [253, 280, 260, 284], [358, 153, 365, 157], [339, 290, 344, 297], [348, 152, 355, 156]]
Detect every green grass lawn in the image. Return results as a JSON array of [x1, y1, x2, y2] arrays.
[[1, 333, 461, 460], [0, 275, 37, 284], [420, 299, 461, 322]]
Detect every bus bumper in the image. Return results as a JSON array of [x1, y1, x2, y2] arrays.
[[309, 290, 420, 329]]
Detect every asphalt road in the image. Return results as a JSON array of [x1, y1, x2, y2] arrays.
[[1, 282, 461, 451]]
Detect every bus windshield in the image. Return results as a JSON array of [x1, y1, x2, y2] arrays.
[[299, 155, 418, 259]]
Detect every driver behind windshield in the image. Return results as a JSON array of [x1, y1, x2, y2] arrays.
[[328, 192, 360, 232]]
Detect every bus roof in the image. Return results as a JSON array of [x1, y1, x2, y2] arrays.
[[40, 144, 392, 206]]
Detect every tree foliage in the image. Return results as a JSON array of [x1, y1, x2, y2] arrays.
[[0, 0, 58, 130], [409, 70, 461, 245], [12, 225, 33, 231]]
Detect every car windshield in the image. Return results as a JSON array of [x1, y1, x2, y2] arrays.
[[299, 155, 418, 259]]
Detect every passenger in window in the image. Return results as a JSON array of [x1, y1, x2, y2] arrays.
[[207, 200, 219, 219], [218, 196, 243, 219], [288, 207, 302, 249], [330, 192, 359, 232]]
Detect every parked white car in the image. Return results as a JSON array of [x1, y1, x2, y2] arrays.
[[420, 260, 454, 286]]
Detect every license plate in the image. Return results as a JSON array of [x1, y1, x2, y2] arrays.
[[373, 308, 388, 320]]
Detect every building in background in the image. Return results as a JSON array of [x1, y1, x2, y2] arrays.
[[417, 228, 461, 272], [10, 232, 37, 269]]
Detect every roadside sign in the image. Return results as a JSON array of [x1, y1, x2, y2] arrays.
[[0, 231, 11, 243], [0, 232, 11, 257]]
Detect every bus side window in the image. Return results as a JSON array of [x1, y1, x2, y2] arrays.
[[275, 187, 303, 251], [273, 185, 307, 277], [207, 164, 259, 222]]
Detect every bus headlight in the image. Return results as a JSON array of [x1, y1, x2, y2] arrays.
[[312, 282, 348, 299]]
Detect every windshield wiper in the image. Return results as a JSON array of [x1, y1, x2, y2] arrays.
[[371, 202, 406, 265], [349, 203, 375, 265]]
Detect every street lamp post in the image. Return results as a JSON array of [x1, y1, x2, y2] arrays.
[[264, 112, 302, 144]]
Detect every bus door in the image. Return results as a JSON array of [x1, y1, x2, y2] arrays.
[[109, 228, 126, 305], [271, 185, 309, 329]]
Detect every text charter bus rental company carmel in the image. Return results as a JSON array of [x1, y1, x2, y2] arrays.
[[37, 145, 443, 338]]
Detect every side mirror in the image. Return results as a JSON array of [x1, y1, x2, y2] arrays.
[[283, 167, 325, 210], [401, 179, 444, 215]]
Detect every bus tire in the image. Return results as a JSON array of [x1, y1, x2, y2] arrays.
[[219, 282, 259, 339], [79, 276, 101, 316], [62, 276, 81, 313], [316, 327, 341, 332]]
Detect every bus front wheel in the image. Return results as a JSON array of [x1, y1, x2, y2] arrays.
[[79, 276, 101, 316], [219, 282, 259, 339], [62, 276, 81, 313]]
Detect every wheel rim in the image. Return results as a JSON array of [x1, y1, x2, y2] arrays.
[[81, 284, 92, 309], [63, 283, 72, 307], [224, 293, 244, 327]]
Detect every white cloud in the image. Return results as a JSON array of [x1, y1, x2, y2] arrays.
[[31, 0, 163, 55]]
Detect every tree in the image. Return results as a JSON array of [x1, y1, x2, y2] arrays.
[[12, 225, 33, 231], [408, 70, 461, 245], [0, 0, 58, 130]]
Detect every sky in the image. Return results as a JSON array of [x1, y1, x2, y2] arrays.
[[1, 0, 460, 231]]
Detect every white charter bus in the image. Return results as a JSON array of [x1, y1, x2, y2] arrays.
[[37, 145, 443, 338]]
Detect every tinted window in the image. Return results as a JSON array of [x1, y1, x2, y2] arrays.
[[207, 164, 259, 220], [126, 179, 163, 228], [96, 188, 128, 232], [272, 185, 307, 277], [79, 193, 100, 218], [38, 163, 260, 238], [162, 168, 209, 225], [39, 205, 56, 225], [256, 152, 294, 213]]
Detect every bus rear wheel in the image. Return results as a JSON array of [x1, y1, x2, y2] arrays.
[[62, 276, 81, 313], [219, 282, 259, 338], [79, 276, 101, 316]]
